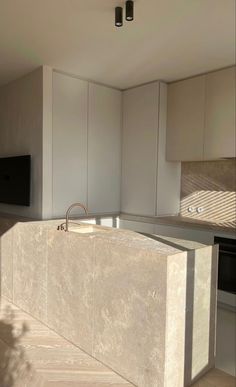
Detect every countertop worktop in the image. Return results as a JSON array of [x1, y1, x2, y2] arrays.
[[120, 213, 236, 235], [1, 210, 235, 236], [64, 222, 207, 254]]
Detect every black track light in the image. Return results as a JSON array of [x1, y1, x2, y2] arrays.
[[115, 7, 123, 27], [126, 0, 134, 21]]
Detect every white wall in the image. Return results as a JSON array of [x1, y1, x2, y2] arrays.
[[42, 66, 53, 219], [0, 68, 43, 218]]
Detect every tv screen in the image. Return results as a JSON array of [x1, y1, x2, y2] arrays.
[[0, 155, 31, 206]]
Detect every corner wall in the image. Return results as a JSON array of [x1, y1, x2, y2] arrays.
[[0, 67, 43, 218]]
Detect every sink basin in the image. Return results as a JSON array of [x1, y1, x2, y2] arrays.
[[69, 225, 108, 234]]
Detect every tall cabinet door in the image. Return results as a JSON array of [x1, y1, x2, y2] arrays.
[[122, 82, 159, 216], [204, 67, 236, 159], [52, 72, 88, 217], [88, 83, 121, 213], [166, 75, 205, 161]]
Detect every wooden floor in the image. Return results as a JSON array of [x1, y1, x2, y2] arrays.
[[0, 299, 235, 387], [191, 368, 236, 387]]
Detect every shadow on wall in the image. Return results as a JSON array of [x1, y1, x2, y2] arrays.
[[0, 305, 31, 387], [180, 160, 236, 227]]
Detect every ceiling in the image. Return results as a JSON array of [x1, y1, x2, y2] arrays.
[[0, 0, 235, 89]]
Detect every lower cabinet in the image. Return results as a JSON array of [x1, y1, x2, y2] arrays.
[[119, 219, 155, 234], [119, 219, 214, 244], [154, 224, 214, 244]]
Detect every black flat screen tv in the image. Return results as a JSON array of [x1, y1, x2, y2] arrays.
[[0, 155, 31, 206]]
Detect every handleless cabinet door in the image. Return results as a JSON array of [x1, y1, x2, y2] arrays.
[[52, 72, 88, 217], [122, 82, 159, 216], [166, 76, 205, 161], [88, 83, 121, 213], [204, 67, 236, 159]]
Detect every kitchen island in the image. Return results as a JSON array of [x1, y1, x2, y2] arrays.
[[0, 219, 218, 387]]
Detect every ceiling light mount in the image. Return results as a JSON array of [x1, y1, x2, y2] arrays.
[[126, 0, 134, 21], [115, 6, 123, 27], [115, 1, 134, 27]]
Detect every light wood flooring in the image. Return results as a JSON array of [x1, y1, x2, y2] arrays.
[[0, 299, 235, 387]]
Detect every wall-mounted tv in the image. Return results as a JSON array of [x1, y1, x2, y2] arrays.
[[0, 155, 31, 206]]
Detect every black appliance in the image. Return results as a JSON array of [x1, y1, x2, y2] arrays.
[[215, 236, 236, 294], [0, 155, 31, 206]]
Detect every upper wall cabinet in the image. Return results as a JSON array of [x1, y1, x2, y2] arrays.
[[166, 66, 236, 161], [166, 75, 205, 161], [204, 67, 235, 159], [88, 83, 121, 213]]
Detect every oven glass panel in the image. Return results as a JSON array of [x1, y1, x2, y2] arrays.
[[215, 237, 236, 294]]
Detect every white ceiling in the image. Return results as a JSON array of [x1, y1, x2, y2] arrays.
[[0, 0, 235, 89]]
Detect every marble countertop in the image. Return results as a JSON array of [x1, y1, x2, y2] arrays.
[[0, 214, 209, 257], [1, 210, 234, 238], [120, 213, 236, 235], [54, 222, 209, 257]]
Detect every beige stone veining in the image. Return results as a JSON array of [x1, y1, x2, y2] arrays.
[[0, 298, 134, 386], [0, 220, 218, 387], [1, 299, 235, 387]]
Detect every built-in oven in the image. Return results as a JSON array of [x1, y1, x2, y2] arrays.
[[214, 236, 236, 311]]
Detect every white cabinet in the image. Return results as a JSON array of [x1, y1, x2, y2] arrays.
[[52, 72, 122, 217], [166, 66, 236, 161], [52, 72, 88, 217], [205, 67, 236, 159], [167, 75, 205, 161], [122, 82, 180, 217], [122, 82, 159, 216], [88, 83, 121, 213]]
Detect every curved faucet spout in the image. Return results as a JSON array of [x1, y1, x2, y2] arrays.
[[65, 202, 88, 232]]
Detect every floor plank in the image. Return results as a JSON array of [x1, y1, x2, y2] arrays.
[[0, 299, 133, 386], [0, 299, 235, 387]]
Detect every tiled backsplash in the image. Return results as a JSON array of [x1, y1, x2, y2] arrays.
[[180, 160, 236, 226]]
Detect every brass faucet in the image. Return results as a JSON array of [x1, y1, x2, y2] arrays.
[[57, 202, 88, 232]]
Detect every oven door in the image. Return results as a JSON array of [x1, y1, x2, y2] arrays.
[[218, 249, 236, 293], [215, 237, 236, 295]]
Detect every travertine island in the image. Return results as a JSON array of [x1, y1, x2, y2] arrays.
[[0, 220, 218, 387]]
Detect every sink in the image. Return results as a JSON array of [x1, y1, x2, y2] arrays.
[[69, 225, 108, 234]]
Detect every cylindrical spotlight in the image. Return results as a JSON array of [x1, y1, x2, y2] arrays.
[[126, 0, 134, 21], [115, 7, 123, 27]]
